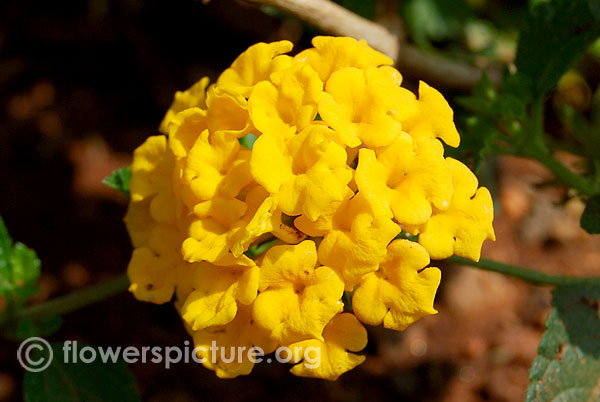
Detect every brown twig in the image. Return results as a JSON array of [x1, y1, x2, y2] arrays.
[[397, 44, 501, 91], [244, 0, 399, 60], [242, 0, 501, 90]]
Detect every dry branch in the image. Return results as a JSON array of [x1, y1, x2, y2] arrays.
[[242, 0, 501, 90]]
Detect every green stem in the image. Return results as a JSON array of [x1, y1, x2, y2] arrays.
[[446, 256, 600, 286], [7, 255, 600, 326], [531, 97, 545, 144], [16, 274, 129, 321], [534, 150, 597, 196], [519, 97, 598, 196]]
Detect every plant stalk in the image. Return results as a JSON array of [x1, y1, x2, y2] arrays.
[[16, 274, 130, 321], [447, 256, 600, 286], [9, 255, 600, 325]]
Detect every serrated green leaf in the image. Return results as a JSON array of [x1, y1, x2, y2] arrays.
[[456, 72, 530, 121], [0, 216, 41, 317], [24, 343, 140, 402], [455, 73, 497, 116], [516, 0, 600, 97], [495, 93, 527, 120], [501, 72, 533, 103], [581, 195, 600, 234], [450, 116, 498, 171], [102, 166, 131, 199], [526, 283, 600, 401]]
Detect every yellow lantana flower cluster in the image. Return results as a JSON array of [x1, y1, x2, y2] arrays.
[[124, 36, 495, 380]]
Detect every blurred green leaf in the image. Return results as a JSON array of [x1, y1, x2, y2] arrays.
[[592, 87, 600, 128], [457, 71, 530, 119], [10, 243, 41, 288], [516, 0, 600, 97], [334, 0, 375, 19], [558, 105, 600, 161], [455, 73, 498, 115], [16, 316, 63, 340], [526, 283, 600, 401], [451, 116, 498, 172], [24, 344, 140, 402], [454, 75, 503, 168], [0, 217, 13, 294], [581, 195, 600, 234], [102, 167, 131, 199], [498, 73, 532, 114], [589, 37, 600, 61], [403, 0, 472, 48]]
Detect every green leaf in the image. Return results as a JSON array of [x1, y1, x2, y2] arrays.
[[403, 0, 472, 48], [581, 195, 600, 234], [589, 37, 600, 61], [395, 231, 419, 242], [494, 73, 532, 121], [515, 0, 600, 97], [245, 237, 278, 259], [526, 283, 600, 401], [455, 73, 498, 116], [12, 286, 40, 307], [557, 105, 600, 161], [238, 133, 258, 150], [450, 117, 498, 172], [102, 167, 131, 199], [0, 217, 41, 311], [0, 217, 13, 294], [16, 316, 63, 340], [10, 243, 41, 288], [334, 0, 375, 19], [24, 343, 140, 402], [342, 291, 354, 312], [457, 71, 530, 120]]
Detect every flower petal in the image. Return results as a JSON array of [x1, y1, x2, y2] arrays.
[[160, 77, 209, 134], [402, 81, 461, 148], [296, 36, 393, 82], [289, 313, 367, 380], [217, 40, 294, 97], [352, 239, 441, 331], [253, 241, 344, 344], [181, 262, 259, 331], [318, 193, 400, 288], [412, 157, 495, 261], [190, 304, 277, 378], [355, 134, 452, 225], [248, 63, 322, 135]]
